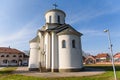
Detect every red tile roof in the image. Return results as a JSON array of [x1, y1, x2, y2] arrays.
[[96, 53, 109, 58], [0, 47, 24, 54], [85, 55, 96, 61], [114, 53, 120, 58]]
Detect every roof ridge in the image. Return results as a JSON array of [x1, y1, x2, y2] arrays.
[[0, 47, 25, 54]]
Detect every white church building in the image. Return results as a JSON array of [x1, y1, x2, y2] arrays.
[[28, 7, 83, 72]]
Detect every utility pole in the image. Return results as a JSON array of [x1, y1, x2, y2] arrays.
[[104, 29, 117, 80]]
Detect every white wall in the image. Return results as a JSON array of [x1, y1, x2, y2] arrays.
[[45, 11, 65, 24], [29, 42, 39, 69], [51, 32, 59, 70], [44, 32, 51, 69], [58, 35, 83, 69]]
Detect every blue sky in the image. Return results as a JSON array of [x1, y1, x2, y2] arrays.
[[0, 0, 120, 55]]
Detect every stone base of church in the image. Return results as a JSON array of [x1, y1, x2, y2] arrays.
[[28, 68, 84, 72], [46, 68, 51, 72], [51, 69, 59, 72], [59, 68, 84, 72], [29, 68, 39, 71]]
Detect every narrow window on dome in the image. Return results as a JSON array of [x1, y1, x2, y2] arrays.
[[58, 15, 60, 23], [62, 40, 66, 48], [49, 16, 51, 23], [72, 40, 75, 48]]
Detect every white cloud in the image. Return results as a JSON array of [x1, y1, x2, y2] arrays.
[[67, 5, 120, 24], [79, 29, 105, 37]]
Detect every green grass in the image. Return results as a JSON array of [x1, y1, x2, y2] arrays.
[[0, 64, 120, 80], [84, 64, 120, 80]]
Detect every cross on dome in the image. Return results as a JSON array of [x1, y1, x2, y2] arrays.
[[53, 3, 58, 9]]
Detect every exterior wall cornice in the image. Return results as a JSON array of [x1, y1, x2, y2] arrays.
[[45, 23, 63, 26], [57, 28, 82, 37]]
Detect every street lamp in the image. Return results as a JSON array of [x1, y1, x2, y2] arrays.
[[104, 29, 117, 80]]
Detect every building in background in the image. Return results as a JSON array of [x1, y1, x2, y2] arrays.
[[114, 53, 120, 62], [96, 53, 110, 62], [0, 47, 29, 66], [84, 56, 96, 64]]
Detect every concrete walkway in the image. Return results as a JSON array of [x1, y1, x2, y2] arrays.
[[13, 67, 105, 78], [0, 67, 4, 70]]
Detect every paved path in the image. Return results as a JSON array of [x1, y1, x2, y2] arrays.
[[0, 67, 4, 70], [13, 67, 105, 78]]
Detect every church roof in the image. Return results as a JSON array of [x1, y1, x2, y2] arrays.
[[46, 24, 68, 32], [46, 24, 83, 36], [45, 9, 66, 17], [29, 36, 39, 43]]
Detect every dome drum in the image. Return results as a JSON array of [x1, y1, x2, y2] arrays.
[[45, 9, 66, 24]]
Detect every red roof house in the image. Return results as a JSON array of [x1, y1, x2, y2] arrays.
[[0, 47, 29, 66], [114, 53, 120, 62], [85, 55, 96, 64], [96, 53, 110, 62]]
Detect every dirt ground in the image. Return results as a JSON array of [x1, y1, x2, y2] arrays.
[[13, 67, 105, 78]]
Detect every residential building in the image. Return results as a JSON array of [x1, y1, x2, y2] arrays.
[[96, 53, 110, 62], [114, 53, 120, 62], [0, 47, 29, 66], [85, 56, 96, 64]]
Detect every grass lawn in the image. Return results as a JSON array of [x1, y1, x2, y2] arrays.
[[0, 64, 120, 80]]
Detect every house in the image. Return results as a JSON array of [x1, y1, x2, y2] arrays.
[[85, 56, 96, 64], [96, 53, 110, 62], [114, 53, 120, 62], [0, 47, 29, 66], [29, 7, 83, 72]]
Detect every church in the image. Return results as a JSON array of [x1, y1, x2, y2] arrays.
[[28, 6, 83, 72]]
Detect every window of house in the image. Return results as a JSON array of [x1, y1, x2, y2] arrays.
[[1, 55, 4, 57], [13, 55, 16, 57], [19, 55, 22, 57], [62, 40, 66, 48], [58, 15, 60, 23], [11, 60, 17, 63], [72, 40, 76, 48], [6, 55, 9, 57], [49, 16, 51, 23], [3, 60, 8, 64]]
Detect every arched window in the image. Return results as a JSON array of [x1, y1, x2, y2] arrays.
[[11, 60, 17, 63], [13, 55, 16, 57], [3, 60, 8, 64], [49, 16, 51, 23], [58, 15, 60, 23], [62, 40, 66, 48], [19, 55, 22, 58], [1, 55, 4, 57], [72, 40, 75, 48], [6, 55, 9, 57]]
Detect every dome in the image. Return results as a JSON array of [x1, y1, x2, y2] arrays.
[[45, 9, 66, 24], [45, 9, 66, 16]]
